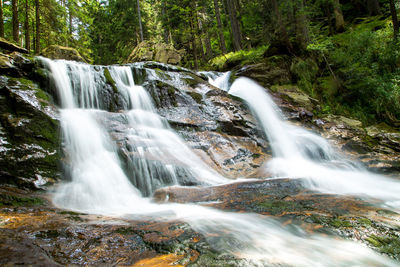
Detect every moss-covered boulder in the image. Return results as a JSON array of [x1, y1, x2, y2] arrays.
[[41, 45, 85, 62], [125, 41, 184, 65], [0, 76, 60, 189], [0, 37, 28, 54]]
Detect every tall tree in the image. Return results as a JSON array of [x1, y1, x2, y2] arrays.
[[12, 0, 19, 43], [389, 0, 399, 38], [189, 2, 198, 69], [271, 0, 293, 52], [35, 0, 40, 53], [367, 0, 381, 16], [137, 0, 143, 42], [295, 0, 309, 50], [68, 0, 73, 42], [24, 0, 30, 50], [227, 0, 242, 51], [213, 0, 227, 54], [333, 0, 344, 32], [0, 0, 4, 38]]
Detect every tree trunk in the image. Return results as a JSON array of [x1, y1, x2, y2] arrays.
[[295, 0, 309, 50], [271, 0, 293, 53], [0, 0, 4, 38], [205, 31, 213, 59], [389, 0, 399, 38], [68, 0, 73, 44], [35, 0, 40, 54], [213, 0, 227, 54], [12, 0, 19, 43], [227, 0, 242, 51], [32, 18, 35, 52], [333, 0, 344, 33], [195, 9, 206, 63], [325, 1, 333, 36], [161, 1, 168, 43], [367, 0, 381, 16], [24, 0, 30, 50], [189, 7, 198, 70], [137, 0, 144, 42]]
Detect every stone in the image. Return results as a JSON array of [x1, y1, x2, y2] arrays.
[[125, 41, 184, 65], [41, 45, 86, 62], [0, 76, 60, 189], [0, 37, 28, 54]]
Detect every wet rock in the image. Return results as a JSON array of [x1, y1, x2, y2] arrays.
[[0, 198, 244, 266], [0, 76, 60, 188], [154, 178, 400, 260]]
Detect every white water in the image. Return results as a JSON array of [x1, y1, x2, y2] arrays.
[[229, 77, 400, 209], [199, 71, 231, 91], [41, 58, 397, 266]]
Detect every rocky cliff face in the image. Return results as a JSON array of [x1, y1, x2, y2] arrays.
[[0, 53, 60, 189]]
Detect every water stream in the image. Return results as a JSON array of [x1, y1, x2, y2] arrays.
[[229, 77, 400, 210], [41, 58, 397, 266]]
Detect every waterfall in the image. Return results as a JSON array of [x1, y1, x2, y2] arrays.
[[229, 77, 400, 209], [199, 71, 231, 91], [40, 58, 396, 266]]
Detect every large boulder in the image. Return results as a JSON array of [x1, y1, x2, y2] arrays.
[[0, 37, 28, 54], [41, 45, 85, 62], [0, 75, 60, 189], [125, 41, 184, 65]]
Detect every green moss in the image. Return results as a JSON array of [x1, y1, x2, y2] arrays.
[[35, 89, 51, 103], [329, 218, 352, 228], [358, 218, 372, 226], [258, 200, 305, 215], [0, 194, 44, 207], [366, 234, 400, 259], [251, 153, 261, 159], [166, 86, 178, 107], [188, 91, 203, 104], [104, 68, 118, 93]]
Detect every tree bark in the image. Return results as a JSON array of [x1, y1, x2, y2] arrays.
[[161, 1, 168, 43], [333, 0, 344, 33], [367, 0, 381, 16], [325, 1, 333, 36], [32, 18, 35, 52], [12, 0, 19, 43], [35, 0, 40, 54], [68, 0, 73, 41], [389, 0, 399, 38], [195, 9, 206, 63], [0, 0, 4, 38], [189, 7, 198, 70], [227, 0, 242, 51], [24, 0, 30, 50], [295, 0, 309, 50], [213, 0, 227, 54], [271, 0, 293, 53], [137, 0, 144, 42]]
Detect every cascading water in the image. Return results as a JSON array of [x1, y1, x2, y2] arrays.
[[41, 58, 397, 266], [199, 71, 231, 92], [229, 77, 400, 209]]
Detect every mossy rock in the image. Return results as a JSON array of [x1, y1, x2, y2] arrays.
[[41, 45, 86, 62], [0, 193, 44, 207]]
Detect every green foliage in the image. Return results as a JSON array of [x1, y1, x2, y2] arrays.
[[290, 58, 319, 97], [306, 18, 400, 124], [209, 45, 269, 70]]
